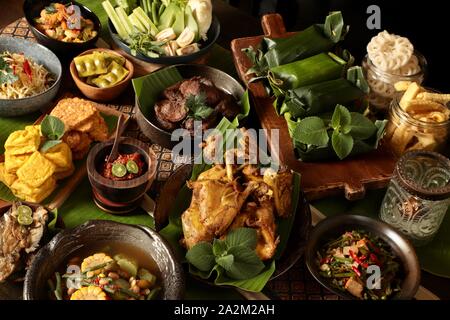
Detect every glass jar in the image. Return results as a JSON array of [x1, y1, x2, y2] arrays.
[[380, 151, 450, 246], [362, 51, 427, 112], [383, 94, 450, 156]]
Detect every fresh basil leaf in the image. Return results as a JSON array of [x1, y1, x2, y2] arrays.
[[41, 115, 65, 140], [332, 130, 354, 160], [186, 242, 215, 272], [225, 227, 258, 250], [213, 238, 228, 256], [224, 246, 265, 280], [331, 104, 351, 131], [349, 112, 377, 140], [216, 254, 234, 271], [0, 56, 19, 85], [293, 117, 329, 146], [40, 140, 62, 153]]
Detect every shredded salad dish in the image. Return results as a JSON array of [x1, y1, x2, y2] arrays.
[[317, 230, 402, 300], [0, 51, 55, 99]]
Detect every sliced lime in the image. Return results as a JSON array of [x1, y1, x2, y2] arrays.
[[17, 205, 32, 217], [17, 213, 33, 226], [126, 160, 139, 174], [112, 163, 127, 178]]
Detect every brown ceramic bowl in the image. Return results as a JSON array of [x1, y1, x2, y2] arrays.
[[305, 215, 421, 300], [86, 137, 157, 213], [70, 48, 134, 102], [23, 220, 185, 300]]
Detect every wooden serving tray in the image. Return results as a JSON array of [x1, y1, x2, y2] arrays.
[[0, 95, 129, 211], [231, 14, 397, 201]]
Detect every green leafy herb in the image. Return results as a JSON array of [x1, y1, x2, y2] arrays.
[[332, 130, 353, 160], [0, 56, 18, 85], [41, 115, 65, 140], [186, 227, 265, 281], [349, 112, 377, 140], [293, 117, 329, 146], [40, 140, 62, 153], [185, 242, 215, 272], [186, 93, 214, 120], [45, 4, 57, 13], [40, 115, 65, 152], [331, 104, 351, 131]]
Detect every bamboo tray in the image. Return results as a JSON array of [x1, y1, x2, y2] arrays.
[[231, 14, 397, 201]]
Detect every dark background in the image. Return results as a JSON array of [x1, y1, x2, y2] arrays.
[[228, 0, 448, 91]]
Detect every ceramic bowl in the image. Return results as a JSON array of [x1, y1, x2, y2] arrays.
[[70, 48, 134, 102], [108, 16, 220, 65], [23, 0, 101, 56], [23, 219, 185, 300], [305, 214, 421, 300], [0, 36, 62, 117]]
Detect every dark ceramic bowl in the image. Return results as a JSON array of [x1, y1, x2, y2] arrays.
[[23, 0, 101, 55], [0, 36, 62, 117], [305, 215, 421, 300], [23, 220, 185, 300], [86, 137, 157, 212], [135, 64, 246, 149], [108, 16, 220, 64]]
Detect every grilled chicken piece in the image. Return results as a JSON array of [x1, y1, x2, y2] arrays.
[[227, 202, 279, 261], [263, 168, 293, 218], [0, 204, 48, 282]]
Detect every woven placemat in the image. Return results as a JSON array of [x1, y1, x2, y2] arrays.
[[0, 18, 340, 300]]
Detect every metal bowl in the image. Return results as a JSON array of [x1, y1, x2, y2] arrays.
[[305, 214, 421, 300], [135, 64, 246, 149], [23, 220, 185, 300], [0, 36, 62, 117], [23, 0, 101, 56], [108, 16, 220, 65]]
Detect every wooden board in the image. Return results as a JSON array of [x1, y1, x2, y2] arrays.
[[231, 14, 397, 201], [0, 95, 130, 211]]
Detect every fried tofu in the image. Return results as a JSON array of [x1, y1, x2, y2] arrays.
[[43, 142, 73, 173], [16, 151, 55, 188], [0, 163, 18, 186], [4, 127, 41, 156], [4, 152, 32, 173], [11, 176, 56, 203]]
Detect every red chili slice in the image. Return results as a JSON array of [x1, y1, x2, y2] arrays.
[[23, 59, 32, 81], [352, 266, 361, 277]]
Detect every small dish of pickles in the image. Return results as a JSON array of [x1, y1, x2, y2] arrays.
[[70, 48, 134, 102]]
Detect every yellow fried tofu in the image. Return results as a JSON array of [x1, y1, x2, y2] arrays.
[[4, 151, 32, 173], [54, 162, 75, 180], [11, 176, 56, 203], [4, 127, 41, 156], [0, 163, 18, 186], [16, 151, 55, 188], [43, 142, 73, 173], [25, 125, 42, 136]]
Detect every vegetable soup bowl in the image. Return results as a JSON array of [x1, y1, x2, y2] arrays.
[[23, 0, 101, 55], [23, 219, 185, 300], [305, 215, 421, 300], [70, 48, 134, 102], [0, 36, 62, 117], [86, 137, 157, 214]]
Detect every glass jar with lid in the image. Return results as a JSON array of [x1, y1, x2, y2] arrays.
[[383, 93, 450, 156], [380, 151, 450, 246], [362, 51, 427, 112]]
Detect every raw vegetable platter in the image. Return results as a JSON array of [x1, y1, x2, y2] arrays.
[[231, 13, 398, 201]]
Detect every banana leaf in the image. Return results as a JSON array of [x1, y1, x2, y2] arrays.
[[313, 190, 450, 279], [246, 11, 348, 74], [279, 66, 368, 118], [159, 117, 302, 292], [132, 66, 250, 122]]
